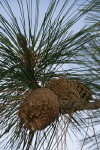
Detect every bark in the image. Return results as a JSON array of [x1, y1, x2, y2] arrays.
[[59, 99, 100, 114], [76, 100, 100, 111]]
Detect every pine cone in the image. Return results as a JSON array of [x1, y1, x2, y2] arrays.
[[47, 78, 80, 101], [18, 88, 60, 131], [17, 33, 27, 48], [47, 78, 92, 114], [75, 81, 92, 101]]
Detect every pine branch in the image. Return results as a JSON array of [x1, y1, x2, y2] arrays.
[[77, 100, 100, 111], [61, 99, 100, 114]]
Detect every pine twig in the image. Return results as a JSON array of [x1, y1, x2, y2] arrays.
[[77, 100, 100, 111], [60, 99, 100, 114]]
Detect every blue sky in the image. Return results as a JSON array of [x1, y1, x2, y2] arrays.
[[0, 0, 86, 34]]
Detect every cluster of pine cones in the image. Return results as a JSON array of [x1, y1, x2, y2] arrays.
[[18, 77, 92, 131], [17, 33, 92, 131]]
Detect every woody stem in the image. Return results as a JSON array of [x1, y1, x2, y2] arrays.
[[76, 100, 100, 111], [60, 99, 100, 114]]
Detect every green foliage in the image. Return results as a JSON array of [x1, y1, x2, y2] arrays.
[[0, 0, 100, 149]]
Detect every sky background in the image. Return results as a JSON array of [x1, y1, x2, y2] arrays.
[[0, 0, 99, 150]]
